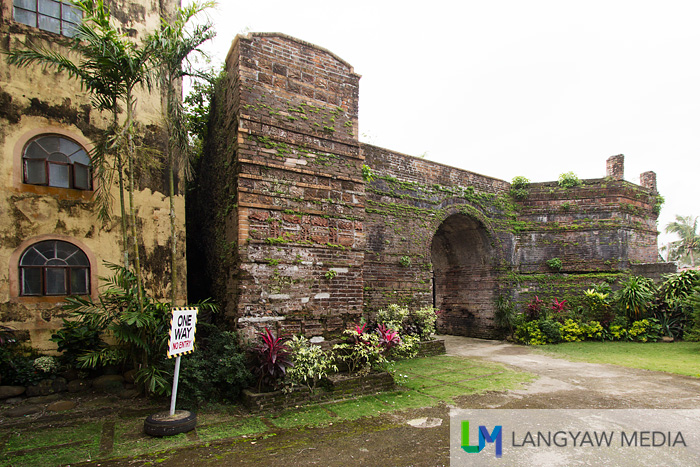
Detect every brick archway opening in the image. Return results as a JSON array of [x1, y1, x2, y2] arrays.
[[431, 213, 497, 337]]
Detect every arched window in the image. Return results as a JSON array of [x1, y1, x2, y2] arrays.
[[22, 134, 92, 190], [13, 0, 82, 37], [19, 240, 90, 296]]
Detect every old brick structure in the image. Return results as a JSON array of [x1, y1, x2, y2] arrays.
[[192, 33, 673, 340]]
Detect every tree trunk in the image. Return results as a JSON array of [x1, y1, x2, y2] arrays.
[[167, 83, 177, 305], [126, 90, 144, 313]]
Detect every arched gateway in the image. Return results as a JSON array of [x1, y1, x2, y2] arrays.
[[431, 213, 498, 337]]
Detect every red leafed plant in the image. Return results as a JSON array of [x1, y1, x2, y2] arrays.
[[376, 324, 401, 351], [551, 298, 568, 313], [251, 327, 293, 391], [525, 296, 544, 321]]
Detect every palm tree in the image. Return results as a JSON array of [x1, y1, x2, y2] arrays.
[[149, 2, 215, 305], [6, 0, 155, 311], [665, 215, 700, 267]]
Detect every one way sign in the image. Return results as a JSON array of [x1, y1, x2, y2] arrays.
[[168, 307, 198, 358]]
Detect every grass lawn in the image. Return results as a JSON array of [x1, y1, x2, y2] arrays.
[[536, 341, 700, 377], [1, 354, 534, 466]]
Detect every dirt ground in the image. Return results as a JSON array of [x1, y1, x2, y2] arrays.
[[81, 336, 700, 466]]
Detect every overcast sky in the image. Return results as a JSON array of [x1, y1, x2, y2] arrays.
[[193, 0, 700, 250]]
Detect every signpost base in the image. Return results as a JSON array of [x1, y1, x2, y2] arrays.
[[144, 410, 197, 437]]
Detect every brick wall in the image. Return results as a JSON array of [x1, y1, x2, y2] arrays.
[[200, 33, 365, 338]]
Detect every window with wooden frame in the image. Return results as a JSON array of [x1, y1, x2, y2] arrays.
[[19, 240, 90, 296], [22, 134, 92, 190], [13, 0, 82, 37]]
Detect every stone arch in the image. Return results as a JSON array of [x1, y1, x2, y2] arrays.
[[430, 210, 498, 338]]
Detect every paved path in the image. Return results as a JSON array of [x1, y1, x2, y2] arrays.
[[442, 336, 700, 409], [84, 337, 700, 466]]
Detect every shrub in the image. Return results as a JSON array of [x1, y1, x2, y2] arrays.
[[660, 270, 700, 307], [495, 296, 519, 337], [33, 356, 59, 374], [59, 264, 176, 395], [50, 318, 105, 369], [607, 324, 627, 341], [177, 323, 251, 405], [627, 319, 662, 342], [332, 328, 385, 376], [250, 327, 293, 391], [539, 319, 562, 343], [558, 171, 582, 188], [408, 306, 438, 340], [546, 258, 563, 272], [511, 176, 530, 189], [510, 176, 530, 200], [514, 321, 547, 345], [580, 321, 604, 340], [525, 296, 544, 321], [387, 334, 420, 360], [286, 335, 337, 391], [560, 319, 584, 342], [377, 304, 409, 331], [376, 324, 401, 351], [399, 256, 412, 267], [615, 275, 656, 320]]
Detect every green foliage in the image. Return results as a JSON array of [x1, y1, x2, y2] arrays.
[[539, 319, 563, 343], [580, 321, 603, 340], [324, 269, 337, 280], [615, 275, 656, 320], [286, 335, 337, 391], [495, 295, 519, 337], [387, 334, 420, 360], [558, 171, 582, 188], [664, 215, 700, 266], [560, 319, 584, 342], [375, 304, 437, 340], [33, 356, 59, 374], [332, 329, 386, 375], [50, 317, 105, 368], [627, 319, 662, 342], [510, 176, 530, 200], [0, 345, 43, 386], [410, 306, 439, 340], [660, 270, 700, 306], [511, 176, 530, 189], [377, 304, 410, 331], [514, 321, 548, 345], [58, 263, 219, 396], [607, 324, 627, 341], [361, 164, 375, 182], [682, 286, 700, 341], [546, 257, 563, 271], [176, 323, 251, 406], [399, 255, 412, 267], [652, 194, 665, 215]]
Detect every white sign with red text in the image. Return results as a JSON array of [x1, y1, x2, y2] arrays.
[[167, 307, 197, 358]]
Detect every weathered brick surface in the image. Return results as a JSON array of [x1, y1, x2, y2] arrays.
[[415, 339, 447, 357], [242, 371, 395, 412], [195, 33, 365, 338]]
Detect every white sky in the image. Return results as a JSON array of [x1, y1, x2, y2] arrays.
[[192, 0, 700, 251]]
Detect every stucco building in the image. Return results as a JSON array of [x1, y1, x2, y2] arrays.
[[0, 0, 185, 351]]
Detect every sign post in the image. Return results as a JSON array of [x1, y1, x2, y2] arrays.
[[167, 307, 197, 416]]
